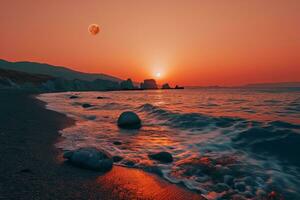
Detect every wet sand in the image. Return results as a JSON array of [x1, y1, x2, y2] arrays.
[[0, 90, 204, 200]]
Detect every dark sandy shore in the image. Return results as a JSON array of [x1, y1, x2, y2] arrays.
[[0, 91, 204, 200]]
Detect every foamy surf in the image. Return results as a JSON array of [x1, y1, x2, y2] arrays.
[[37, 89, 300, 199]]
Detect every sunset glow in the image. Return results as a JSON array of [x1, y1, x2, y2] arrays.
[[1, 2, 300, 198], [0, 0, 299, 86]]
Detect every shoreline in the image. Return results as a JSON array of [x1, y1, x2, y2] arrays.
[[0, 90, 204, 200]]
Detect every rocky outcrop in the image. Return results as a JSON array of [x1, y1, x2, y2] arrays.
[[161, 83, 171, 89], [120, 78, 135, 90], [117, 111, 141, 129], [63, 147, 113, 172], [140, 79, 158, 90]]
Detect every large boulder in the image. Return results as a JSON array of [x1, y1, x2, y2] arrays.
[[148, 152, 173, 163], [117, 111, 141, 129], [63, 147, 113, 172]]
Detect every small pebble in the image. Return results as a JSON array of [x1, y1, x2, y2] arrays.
[[113, 141, 122, 145]]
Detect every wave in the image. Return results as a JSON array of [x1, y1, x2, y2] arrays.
[[139, 103, 242, 130], [38, 92, 300, 200], [233, 127, 300, 167]]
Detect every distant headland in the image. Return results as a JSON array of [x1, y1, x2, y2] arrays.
[[0, 59, 184, 92], [120, 78, 184, 90]]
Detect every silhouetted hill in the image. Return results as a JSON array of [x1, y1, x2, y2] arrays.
[[0, 68, 54, 85], [0, 59, 122, 82], [0, 68, 120, 92]]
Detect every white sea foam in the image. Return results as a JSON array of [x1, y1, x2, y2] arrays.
[[37, 89, 300, 199]]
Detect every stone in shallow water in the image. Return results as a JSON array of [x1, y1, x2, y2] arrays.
[[112, 156, 123, 162], [148, 152, 173, 163], [97, 96, 109, 99], [69, 95, 79, 99], [82, 103, 93, 108], [113, 141, 122, 145], [117, 111, 141, 129], [63, 147, 113, 172]]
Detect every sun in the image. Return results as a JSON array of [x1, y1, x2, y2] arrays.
[[155, 72, 161, 78]]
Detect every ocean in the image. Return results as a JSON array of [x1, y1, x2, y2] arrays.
[[38, 88, 300, 199]]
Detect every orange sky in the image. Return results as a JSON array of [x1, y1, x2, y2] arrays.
[[0, 0, 299, 86]]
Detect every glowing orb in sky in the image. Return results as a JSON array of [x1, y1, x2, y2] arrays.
[[88, 24, 100, 35], [155, 72, 161, 78]]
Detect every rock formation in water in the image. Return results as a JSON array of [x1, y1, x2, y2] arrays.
[[120, 78, 135, 90], [161, 83, 171, 89], [140, 79, 158, 90]]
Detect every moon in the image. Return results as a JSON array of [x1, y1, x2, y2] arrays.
[[88, 24, 100, 35]]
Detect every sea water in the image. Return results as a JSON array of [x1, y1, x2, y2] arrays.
[[38, 88, 300, 199]]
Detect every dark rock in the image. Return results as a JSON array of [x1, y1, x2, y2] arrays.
[[124, 160, 135, 166], [140, 79, 158, 90], [161, 83, 171, 89], [69, 95, 79, 99], [120, 78, 135, 90], [112, 156, 123, 162], [113, 141, 122, 145], [148, 152, 173, 163], [82, 103, 92, 108], [117, 111, 141, 129], [97, 96, 108, 99], [63, 147, 113, 172]]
